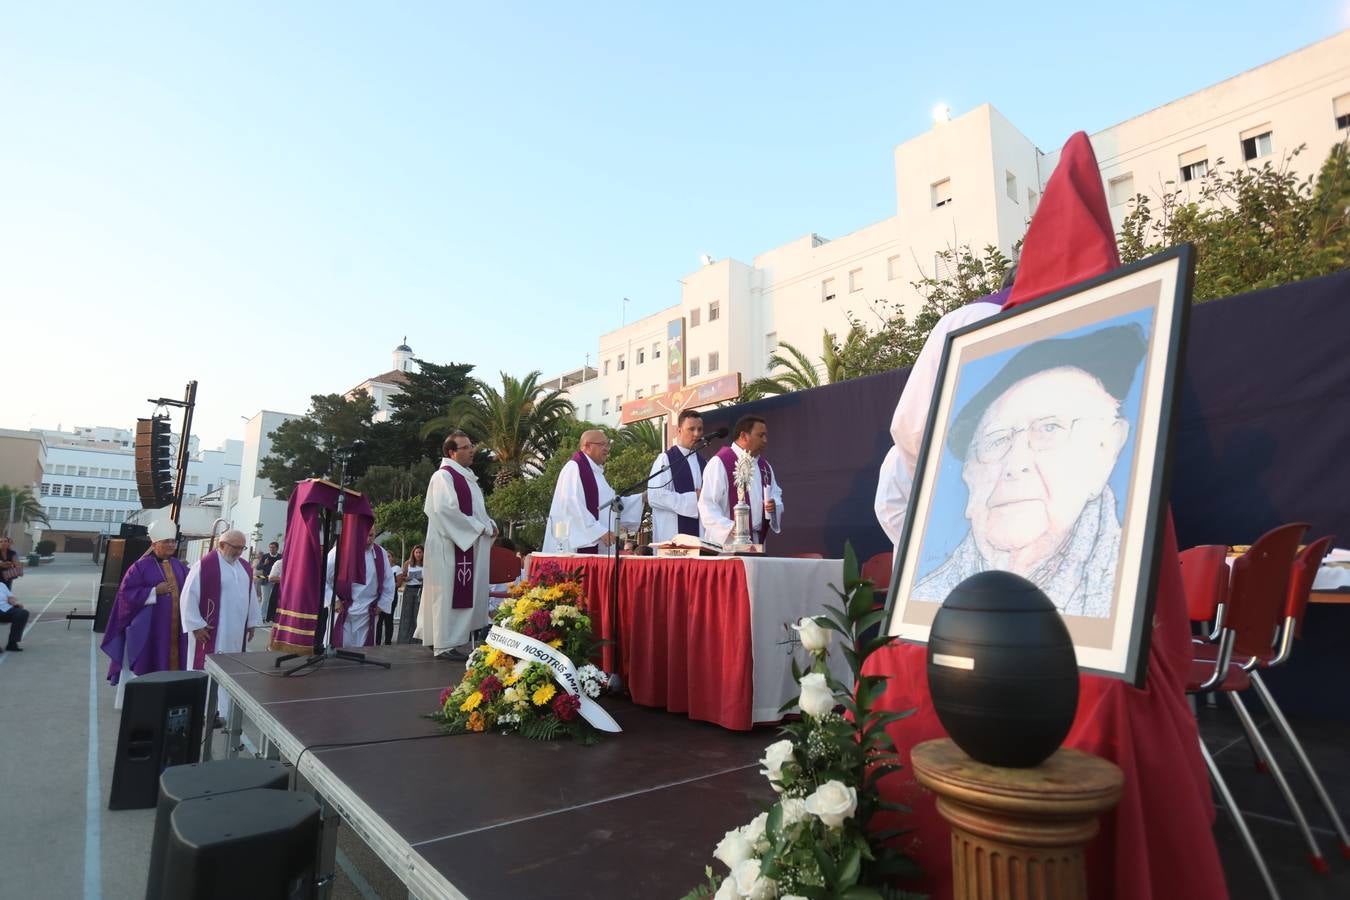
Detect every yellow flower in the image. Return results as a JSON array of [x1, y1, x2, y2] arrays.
[[485, 648, 501, 667], [503, 672, 521, 686], [531, 684, 557, 706], [548, 639, 563, 649], [459, 691, 484, 712]]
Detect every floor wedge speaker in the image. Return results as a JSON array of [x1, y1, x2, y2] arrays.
[[109, 670, 207, 810]]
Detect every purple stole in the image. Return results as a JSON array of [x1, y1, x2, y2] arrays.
[[715, 447, 774, 544], [271, 479, 375, 656], [665, 445, 703, 537], [442, 465, 479, 609], [570, 451, 601, 554], [100, 553, 189, 684], [193, 551, 254, 668], [332, 546, 388, 648]]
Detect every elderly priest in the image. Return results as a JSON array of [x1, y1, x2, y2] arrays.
[[542, 430, 644, 553]]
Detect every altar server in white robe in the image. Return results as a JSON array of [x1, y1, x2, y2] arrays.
[[419, 431, 496, 658], [181, 528, 260, 719], [325, 530, 396, 648], [542, 430, 644, 553], [699, 415, 784, 547], [648, 410, 706, 544]]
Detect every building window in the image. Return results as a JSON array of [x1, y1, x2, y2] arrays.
[[637, 348, 645, 365], [690, 308, 701, 328], [615, 395, 622, 411], [653, 342, 661, 359], [651, 384, 659, 395], [617, 354, 625, 371], [690, 357, 701, 378], [1240, 126, 1272, 162], [74, 485, 85, 499], [887, 255, 901, 281], [1178, 147, 1208, 182], [821, 277, 836, 302], [62, 484, 73, 497], [1027, 189, 1039, 214], [40, 483, 50, 496], [584, 404, 592, 420], [765, 332, 777, 355], [100, 468, 110, 478], [934, 252, 957, 281], [931, 178, 953, 208], [1005, 171, 1018, 202], [708, 351, 720, 372], [635, 389, 644, 399], [603, 360, 610, 376], [848, 268, 863, 293], [78, 466, 88, 477], [190, 475, 199, 486], [601, 399, 610, 415], [709, 300, 720, 322], [1108, 173, 1134, 207], [95, 486, 106, 499], [1336, 93, 1350, 130]]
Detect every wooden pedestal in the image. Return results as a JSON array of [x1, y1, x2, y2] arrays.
[[911, 738, 1124, 900]]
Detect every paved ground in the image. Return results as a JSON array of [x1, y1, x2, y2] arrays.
[[1, 554, 1347, 899]]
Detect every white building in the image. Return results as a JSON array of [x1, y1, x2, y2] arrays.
[[345, 339, 418, 423], [225, 409, 303, 549], [550, 30, 1350, 427]]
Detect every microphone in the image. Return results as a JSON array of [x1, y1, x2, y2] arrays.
[[696, 427, 729, 446]]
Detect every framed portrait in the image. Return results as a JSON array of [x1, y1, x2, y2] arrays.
[[885, 245, 1194, 686]]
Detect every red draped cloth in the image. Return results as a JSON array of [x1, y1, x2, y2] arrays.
[[531, 555, 755, 730]]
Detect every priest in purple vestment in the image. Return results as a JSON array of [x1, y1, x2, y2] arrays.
[[648, 409, 706, 544], [698, 415, 784, 547], [100, 520, 189, 709], [541, 430, 644, 554]]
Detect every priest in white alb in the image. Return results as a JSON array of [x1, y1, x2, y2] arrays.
[[699, 415, 784, 547], [648, 410, 706, 543], [326, 529, 395, 648], [542, 430, 644, 553], [419, 431, 496, 659], [181, 528, 260, 719]]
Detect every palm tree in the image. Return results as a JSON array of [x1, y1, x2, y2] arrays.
[[741, 325, 894, 400], [421, 371, 574, 487], [0, 485, 48, 529], [741, 336, 825, 400], [614, 419, 664, 455]]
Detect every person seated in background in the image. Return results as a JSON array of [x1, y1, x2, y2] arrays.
[[0, 580, 28, 653]]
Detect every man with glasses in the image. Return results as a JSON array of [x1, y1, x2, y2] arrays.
[[100, 519, 189, 707], [420, 431, 496, 660], [181, 528, 260, 718], [542, 430, 644, 554], [912, 324, 1145, 617]]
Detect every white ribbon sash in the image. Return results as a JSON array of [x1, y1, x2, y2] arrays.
[[486, 625, 622, 733]]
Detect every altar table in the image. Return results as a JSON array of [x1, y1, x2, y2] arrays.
[[530, 554, 852, 730]]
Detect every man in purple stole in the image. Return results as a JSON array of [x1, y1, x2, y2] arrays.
[[327, 530, 395, 648], [649, 409, 706, 543], [542, 430, 645, 553], [100, 520, 189, 708], [419, 431, 496, 658], [181, 529, 259, 718], [698, 415, 784, 547]]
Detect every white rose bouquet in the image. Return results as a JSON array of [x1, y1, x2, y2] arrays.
[[684, 544, 921, 899]]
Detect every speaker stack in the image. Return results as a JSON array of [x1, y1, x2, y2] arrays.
[[109, 670, 207, 810], [94, 536, 151, 632]]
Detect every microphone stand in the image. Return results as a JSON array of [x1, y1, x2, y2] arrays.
[[599, 435, 714, 681], [276, 447, 391, 676]]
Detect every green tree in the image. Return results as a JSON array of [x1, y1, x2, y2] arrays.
[[423, 371, 573, 488], [372, 498, 428, 563], [741, 324, 906, 400], [354, 459, 440, 506], [741, 339, 822, 400], [1, 485, 49, 528], [615, 419, 664, 455], [258, 392, 379, 500], [1118, 142, 1350, 300], [384, 358, 476, 465]]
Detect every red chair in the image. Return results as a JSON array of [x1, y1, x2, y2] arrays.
[[1179, 545, 1230, 643], [860, 551, 894, 593], [1187, 522, 1320, 891], [489, 545, 522, 584], [1244, 536, 1350, 859]]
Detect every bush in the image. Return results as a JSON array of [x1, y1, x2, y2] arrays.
[[36, 540, 56, 556]]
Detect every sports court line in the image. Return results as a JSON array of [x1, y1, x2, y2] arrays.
[[412, 762, 761, 847], [85, 632, 102, 900], [25, 578, 72, 629]]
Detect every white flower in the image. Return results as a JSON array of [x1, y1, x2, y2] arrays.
[[741, 811, 769, 850], [731, 859, 775, 900], [713, 829, 754, 870], [793, 616, 831, 653], [804, 780, 858, 829], [779, 797, 808, 826], [797, 672, 836, 719], [713, 877, 739, 900], [582, 679, 602, 698], [758, 739, 795, 790]]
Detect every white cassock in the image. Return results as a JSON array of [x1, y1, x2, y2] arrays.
[[419, 457, 495, 654], [541, 455, 644, 553], [698, 444, 784, 547], [181, 553, 259, 719], [647, 444, 703, 543], [326, 545, 395, 647]]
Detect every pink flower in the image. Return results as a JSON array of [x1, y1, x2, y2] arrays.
[[529, 610, 552, 631], [537, 629, 559, 644], [438, 686, 453, 707], [478, 675, 502, 699], [552, 693, 581, 721]]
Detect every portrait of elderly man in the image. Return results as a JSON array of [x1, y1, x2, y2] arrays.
[[913, 323, 1147, 618]]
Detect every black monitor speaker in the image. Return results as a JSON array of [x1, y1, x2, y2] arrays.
[[160, 789, 320, 900], [109, 670, 207, 810], [95, 537, 150, 632], [146, 759, 291, 900]]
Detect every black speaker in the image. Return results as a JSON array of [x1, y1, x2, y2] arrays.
[[161, 789, 320, 900], [109, 670, 207, 810], [135, 416, 176, 509], [146, 760, 290, 900], [94, 537, 150, 632]]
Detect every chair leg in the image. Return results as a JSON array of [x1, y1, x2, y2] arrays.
[[1201, 737, 1281, 900], [1250, 671, 1350, 858], [1228, 691, 1328, 872]]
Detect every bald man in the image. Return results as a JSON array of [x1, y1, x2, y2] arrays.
[[181, 529, 260, 670], [542, 430, 644, 553]]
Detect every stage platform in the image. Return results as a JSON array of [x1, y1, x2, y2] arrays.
[[204, 645, 776, 899]]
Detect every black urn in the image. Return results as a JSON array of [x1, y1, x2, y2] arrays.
[[926, 570, 1079, 768]]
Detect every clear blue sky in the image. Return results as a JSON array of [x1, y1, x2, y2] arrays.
[[4, 3, 1346, 450]]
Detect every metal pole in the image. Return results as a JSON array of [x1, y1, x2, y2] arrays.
[[169, 380, 198, 526]]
